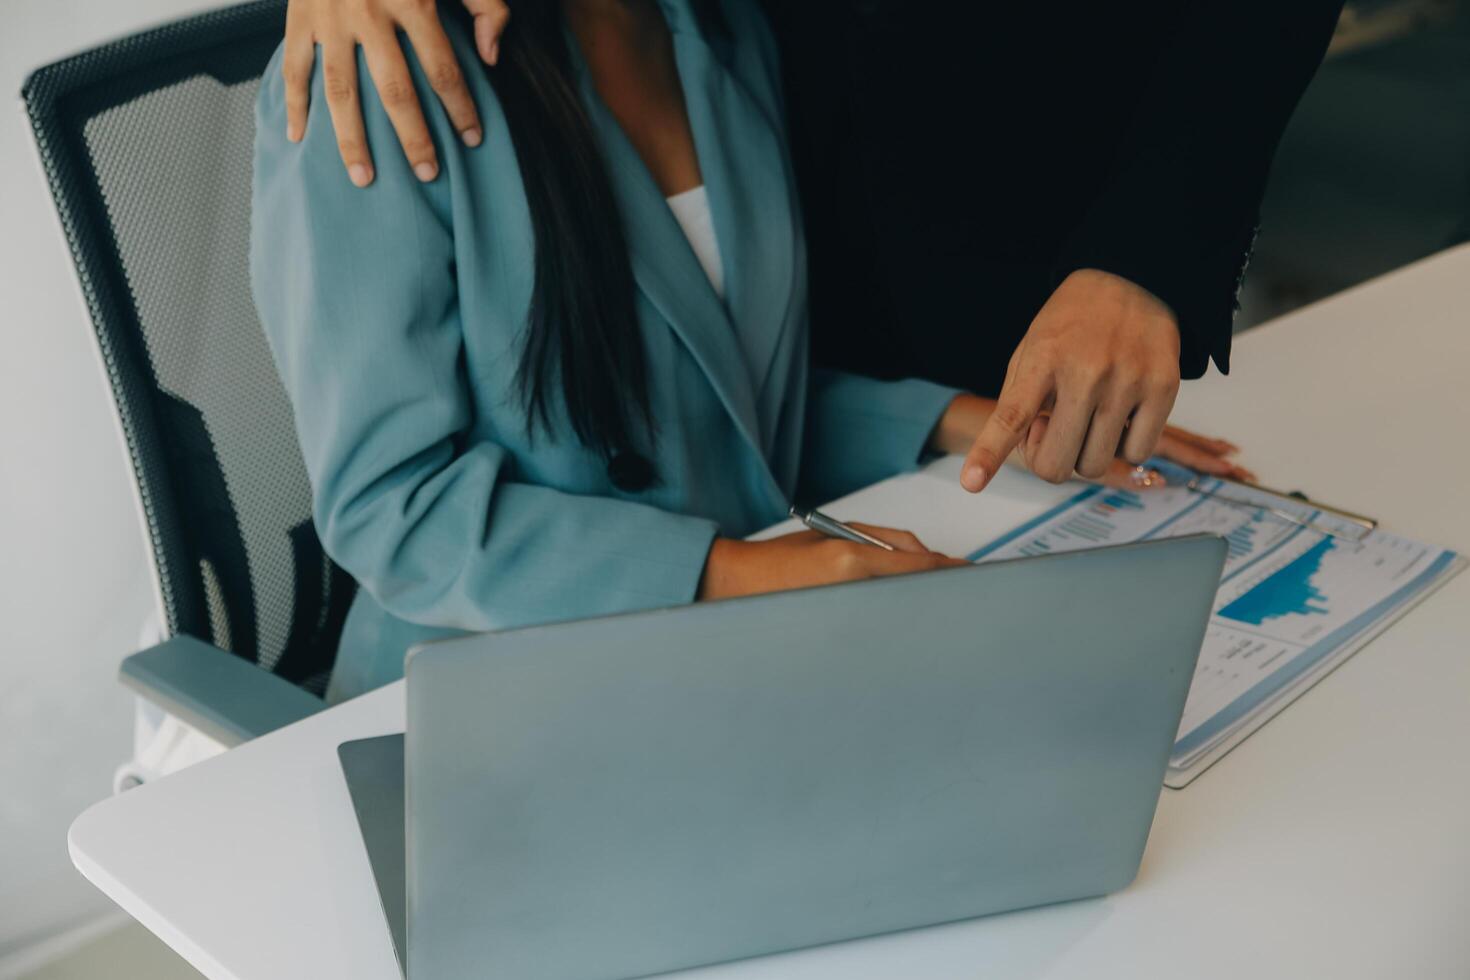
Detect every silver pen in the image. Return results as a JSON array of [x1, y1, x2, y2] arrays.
[[788, 505, 896, 551]]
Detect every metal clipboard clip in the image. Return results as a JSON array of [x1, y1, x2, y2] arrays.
[[1181, 475, 1378, 543]]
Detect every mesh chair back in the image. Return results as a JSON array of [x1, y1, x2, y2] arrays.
[[22, 1, 353, 692]]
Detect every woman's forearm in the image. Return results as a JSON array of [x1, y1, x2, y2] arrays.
[[929, 392, 999, 456]]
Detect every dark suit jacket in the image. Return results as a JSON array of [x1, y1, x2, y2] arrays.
[[761, 0, 1343, 396]]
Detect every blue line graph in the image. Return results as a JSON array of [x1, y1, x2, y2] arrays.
[[1218, 536, 1335, 625]]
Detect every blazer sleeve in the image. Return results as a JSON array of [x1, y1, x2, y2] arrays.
[[249, 47, 718, 634], [1054, 0, 1343, 378], [797, 368, 959, 505]]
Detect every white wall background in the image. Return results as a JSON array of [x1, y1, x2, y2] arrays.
[[0, 1, 225, 972]]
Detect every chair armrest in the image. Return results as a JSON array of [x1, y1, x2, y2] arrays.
[[119, 635, 327, 748]]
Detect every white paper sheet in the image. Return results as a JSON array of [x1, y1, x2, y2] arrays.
[[965, 467, 1464, 785]]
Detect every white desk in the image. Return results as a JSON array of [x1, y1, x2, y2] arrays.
[[71, 245, 1470, 980]]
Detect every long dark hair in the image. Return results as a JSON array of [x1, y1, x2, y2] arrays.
[[457, 0, 728, 463]]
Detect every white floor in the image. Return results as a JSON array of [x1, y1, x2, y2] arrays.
[[18, 924, 201, 980]]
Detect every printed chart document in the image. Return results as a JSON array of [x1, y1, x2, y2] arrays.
[[968, 464, 1465, 787]]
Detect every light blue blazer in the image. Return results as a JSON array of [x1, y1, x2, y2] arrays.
[[251, 0, 959, 702]]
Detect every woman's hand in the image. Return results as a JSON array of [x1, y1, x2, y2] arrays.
[[282, 0, 510, 185], [698, 526, 970, 601]]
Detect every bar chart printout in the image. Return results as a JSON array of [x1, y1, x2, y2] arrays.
[[967, 472, 1464, 785]]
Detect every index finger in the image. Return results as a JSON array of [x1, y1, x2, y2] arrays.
[[961, 376, 1051, 493]]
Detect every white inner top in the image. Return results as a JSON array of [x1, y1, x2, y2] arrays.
[[665, 185, 725, 299]]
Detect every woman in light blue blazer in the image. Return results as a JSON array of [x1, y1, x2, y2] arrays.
[[251, 0, 1241, 702]]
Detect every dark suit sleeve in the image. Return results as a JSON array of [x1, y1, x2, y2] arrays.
[[1054, 0, 1343, 378]]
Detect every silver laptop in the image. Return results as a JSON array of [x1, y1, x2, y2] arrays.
[[339, 534, 1225, 979]]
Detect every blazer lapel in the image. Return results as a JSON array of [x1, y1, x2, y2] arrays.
[[665, 4, 800, 413], [575, 67, 769, 464]]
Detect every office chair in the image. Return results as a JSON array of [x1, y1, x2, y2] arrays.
[[21, 0, 349, 766]]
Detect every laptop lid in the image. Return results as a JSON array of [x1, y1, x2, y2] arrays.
[[400, 535, 1224, 980]]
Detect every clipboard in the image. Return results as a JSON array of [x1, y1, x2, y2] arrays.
[[1147, 460, 1378, 543]]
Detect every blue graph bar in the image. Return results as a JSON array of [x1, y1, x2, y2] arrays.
[[1224, 519, 1260, 560]]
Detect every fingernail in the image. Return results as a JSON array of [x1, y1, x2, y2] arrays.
[[463, 127, 483, 148], [348, 164, 372, 187], [488, 40, 500, 65], [414, 161, 438, 182], [961, 465, 987, 493], [287, 123, 303, 143]]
